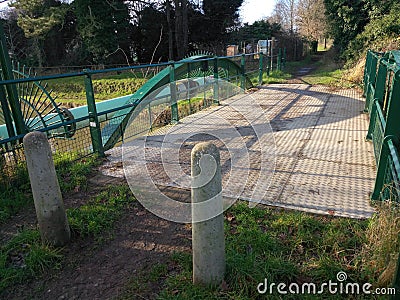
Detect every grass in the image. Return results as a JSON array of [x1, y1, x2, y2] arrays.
[[257, 49, 360, 88], [67, 184, 135, 238], [121, 201, 399, 299], [0, 152, 100, 224], [45, 72, 149, 106], [263, 69, 292, 84], [0, 184, 135, 294], [0, 229, 63, 293], [54, 152, 101, 192], [361, 201, 400, 287]]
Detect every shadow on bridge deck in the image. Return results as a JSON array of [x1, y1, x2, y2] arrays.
[[102, 84, 376, 219]]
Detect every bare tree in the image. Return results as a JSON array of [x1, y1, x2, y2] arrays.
[[271, 0, 297, 34], [296, 0, 326, 41]]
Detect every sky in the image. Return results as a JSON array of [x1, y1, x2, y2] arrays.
[[239, 0, 277, 24], [0, 0, 277, 25]]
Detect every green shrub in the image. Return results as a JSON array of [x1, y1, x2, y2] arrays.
[[345, 4, 400, 63]]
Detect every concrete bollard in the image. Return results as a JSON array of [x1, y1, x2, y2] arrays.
[[191, 142, 225, 286], [23, 131, 70, 246]]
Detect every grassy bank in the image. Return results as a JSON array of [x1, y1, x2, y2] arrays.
[[46, 72, 148, 106], [121, 202, 400, 299]]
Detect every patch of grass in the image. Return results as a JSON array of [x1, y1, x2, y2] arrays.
[[297, 50, 358, 88], [263, 70, 292, 84], [67, 184, 135, 237], [46, 72, 148, 106], [153, 202, 373, 299], [0, 161, 32, 224], [361, 201, 400, 287], [118, 263, 169, 299], [54, 153, 100, 193], [0, 153, 100, 223], [0, 229, 62, 293], [301, 68, 346, 86]]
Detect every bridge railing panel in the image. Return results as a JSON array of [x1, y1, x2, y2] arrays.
[[1, 51, 288, 185], [364, 50, 400, 202]]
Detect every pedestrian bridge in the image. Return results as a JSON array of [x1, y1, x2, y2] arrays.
[[102, 83, 376, 219]]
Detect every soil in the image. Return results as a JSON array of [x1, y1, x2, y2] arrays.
[[1, 170, 191, 300]]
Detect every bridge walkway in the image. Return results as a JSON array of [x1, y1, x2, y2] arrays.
[[102, 84, 376, 219]]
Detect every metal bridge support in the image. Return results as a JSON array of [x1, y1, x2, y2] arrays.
[[366, 57, 387, 140], [240, 54, 246, 90], [0, 21, 25, 136], [277, 48, 282, 71], [258, 52, 264, 85], [371, 136, 395, 200], [84, 70, 105, 157], [282, 48, 287, 69], [169, 64, 179, 124], [213, 57, 219, 105]]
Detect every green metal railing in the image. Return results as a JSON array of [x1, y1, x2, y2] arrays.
[[0, 50, 286, 180], [364, 50, 400, 202], [363, 49, 400, 297]]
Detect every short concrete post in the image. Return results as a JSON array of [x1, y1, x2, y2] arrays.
[[23, 131, 70, 246], [191, 142, 225, 286]]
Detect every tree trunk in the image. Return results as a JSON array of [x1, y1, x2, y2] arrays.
[[174, 0, 183, 59], [166, 0, 174, 60], [182, 0, 188, 56], [33, 37, 42, 68]]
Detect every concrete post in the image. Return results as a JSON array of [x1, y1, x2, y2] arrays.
[[23, 131, 70, 246], [191, 142, 225, 286]]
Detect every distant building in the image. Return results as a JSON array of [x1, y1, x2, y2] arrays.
[[226, 45, 239, 56]]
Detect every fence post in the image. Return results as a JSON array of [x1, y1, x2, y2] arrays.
[[271, 37, 276, 71], [366, 60, 387, 140], [282, 48, 287, 69], [258, 52, 264, 85], [363, 50, 372, 98], [0, 84, 15, 138], [240, 54, 246, 90], [0, 22, 25, 136], [169, 63, 179, 124], [371, 136, 392, 200], [187, 63, 192, 111], [213, 57, 220, 104], [383, 72, 400, 138], [84, 70, 104, 157], [266, 54, 271, 77], [364, 52, 379, 113], [23, 131, 71, 246], [277, 48, 282, 71], [191, 142, 225, 286]]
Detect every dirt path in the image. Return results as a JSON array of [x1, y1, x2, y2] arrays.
[[287, 52, 326, 84], [1, 171, 191, 300]]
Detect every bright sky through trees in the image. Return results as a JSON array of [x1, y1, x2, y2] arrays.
[[0, 0, 276, 25], [239, 0, 276, 24]]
